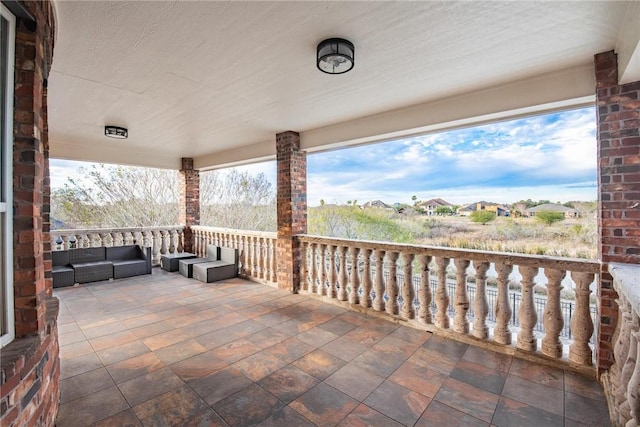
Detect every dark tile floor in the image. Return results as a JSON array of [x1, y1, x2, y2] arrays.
[[54, 269, 610, 427]]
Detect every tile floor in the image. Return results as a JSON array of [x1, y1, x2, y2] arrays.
[[54, 268, 610, 427]]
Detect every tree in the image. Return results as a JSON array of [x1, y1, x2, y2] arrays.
[[199, 169, 276, 231], [51, 164, 277, 231], [51, 164, 180, 228], [535, 210, 565, 226], [470, 210, 496, 225], [435, 206, 454, 216]]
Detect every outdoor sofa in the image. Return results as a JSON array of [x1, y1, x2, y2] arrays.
[[52, 245, 151, 288]]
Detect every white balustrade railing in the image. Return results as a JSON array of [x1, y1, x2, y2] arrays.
[[50, 226, 185, 266], [191, 226, 277, 285], [297, 235, 600, 369], [607, 263, 640, 427]]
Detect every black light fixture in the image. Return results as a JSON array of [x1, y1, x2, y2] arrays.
[[317, 38, 354, 74], [104, 125, 128, 139]]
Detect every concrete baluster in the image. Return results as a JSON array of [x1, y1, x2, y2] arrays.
[[434, 257, 450, 329], [541, 268, 565, 358], [472, 261, 490, 339], [417, 254, 432, 324], [453, 258, 470, 333], [401, 252, 415, 320], [494, 262, 514, 345]]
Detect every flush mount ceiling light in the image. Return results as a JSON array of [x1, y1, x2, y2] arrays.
[[104, 125, 128, 139], [317, 38, 354, 74]]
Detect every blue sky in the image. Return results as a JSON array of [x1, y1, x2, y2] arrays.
[[50, 106, 597, 207]]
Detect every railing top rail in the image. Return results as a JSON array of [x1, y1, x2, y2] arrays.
[[192, 225, 277, 239], [297, 234, 600, 273], [51, 225, 185, 234], [610, 263, 640, 315]]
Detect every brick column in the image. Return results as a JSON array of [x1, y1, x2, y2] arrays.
[[179, 158, 199, 253], [595, 50, 640, 373], [276, 131, 307, 292], [12, 4, 55, 337], [1, 2, 61, 427]]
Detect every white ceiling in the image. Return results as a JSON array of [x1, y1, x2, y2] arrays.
[[48, 1, 640, 170]]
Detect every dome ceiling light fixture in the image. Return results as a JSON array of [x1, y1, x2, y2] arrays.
[[316, 38, 354, 75], [104, 125, 128, 139]]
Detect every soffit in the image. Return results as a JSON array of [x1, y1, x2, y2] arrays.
[[47, 1, 634, 169]]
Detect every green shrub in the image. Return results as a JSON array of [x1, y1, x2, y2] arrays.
[[535, 210, 565, 226], [470, 210, 496, 225]]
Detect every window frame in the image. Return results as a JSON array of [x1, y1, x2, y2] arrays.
[[1, 3, 16, 348]]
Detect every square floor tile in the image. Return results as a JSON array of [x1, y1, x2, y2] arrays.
[[292, 349, 347, 380], [60, 352, 104, 380], [434, 377, 499, 422], [461, 345, 512, 373], [253, 406, 315, 427], [565, 391, 610, 426], [168, 350, 228, 381], [258, 365, 320, 403], [502, 374, 564, 416], [213, 383, 284, 427], [232, 350, 289, 382], [153, 338, 207, 365], [565, 371, 607, 401], [60, 367, 115, 404], [415, 400, 490, 427], [352, 348, 409, 378], [97, 340, 150, 365], [118, 367, 184, 406], [92, 409, 142, 427], [389, 361, 447, 398], [56, 386, 129, 427], [408, 347, 459, 375], [449, 359, 507, 394], [337, 403, 403, 427], [188, 366, 253, 406], [508, 357, 564, 389], [263, 337, 314, 363], [325, 363, 385, 401], [106, 352, 165, 384], [421, 335, 468, 359], [318, 317, 359, 335], [322, 336, 368, 362], [290, 383, 359, 426], [492, 396, 563, 427], [364, 380, 431, 426], [133, 385, 211, 426]]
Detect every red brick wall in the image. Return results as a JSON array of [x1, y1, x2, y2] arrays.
[[179, 157, 199, 253], [276, 131, 307, 292], [1, 1, 60, 426], [595, 50, 640, 372], [1, 301, 60, 427]]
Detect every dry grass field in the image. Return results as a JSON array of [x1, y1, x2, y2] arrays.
[[407, 215, 597, 259]]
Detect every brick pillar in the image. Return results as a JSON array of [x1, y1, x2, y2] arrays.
[[179, 158, 199, 253], [595, 50, 640, 373], [276, 131, 307, 292], [12, 4, 55, 337]]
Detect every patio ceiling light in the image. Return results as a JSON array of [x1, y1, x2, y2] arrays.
[[104, 125, 128, 139], [317, 38, 354, 75]]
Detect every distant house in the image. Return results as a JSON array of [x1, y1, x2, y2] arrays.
[[523, 203, 579, 218], [362, 200, 392, 210], [458, 201, 509, 217], [416, 198, 454, 216]]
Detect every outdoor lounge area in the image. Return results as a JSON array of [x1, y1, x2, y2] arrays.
[[54, 269, 609, 427]]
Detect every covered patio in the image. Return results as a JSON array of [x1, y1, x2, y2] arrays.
[[2, 1, 640, 426], [55, 270, 608, 427]]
